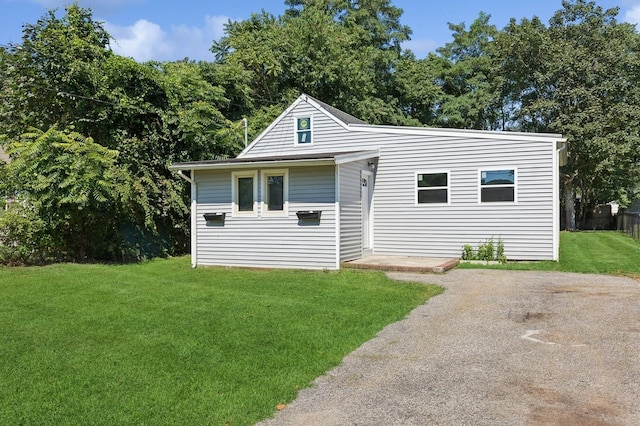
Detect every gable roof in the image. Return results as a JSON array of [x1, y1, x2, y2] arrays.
[[239, 93, 366, 157], [304, 95, 366, 125], [239, 94, 566, 159]]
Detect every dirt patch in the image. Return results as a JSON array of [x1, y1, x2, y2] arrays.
[[524, 383, 621, 425]]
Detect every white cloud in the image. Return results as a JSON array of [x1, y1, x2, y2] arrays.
[[105, 15, 231, 62], [106, 19, 170, 62]]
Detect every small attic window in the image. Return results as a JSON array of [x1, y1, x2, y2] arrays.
[[295, 116, 312, 145]]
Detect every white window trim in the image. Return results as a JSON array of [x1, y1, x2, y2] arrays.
[[293, 115, 313, 146], [231, 170, 258, 217], [415, 170, 450, 205], [478, 167, 518, 204], [261, 168, 289, 217]]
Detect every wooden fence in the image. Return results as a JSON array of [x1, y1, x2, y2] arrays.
[[617, 211, 640, 240]]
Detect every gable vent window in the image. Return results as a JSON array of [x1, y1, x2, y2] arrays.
[[480, 169, 516, 202], [295, 116, 312, 145], [416, 172, 449, 204]]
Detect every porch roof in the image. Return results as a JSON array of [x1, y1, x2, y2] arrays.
[[169, 149, 379, 171]]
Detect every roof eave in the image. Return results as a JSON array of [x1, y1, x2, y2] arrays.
[[169, 158, 336, 171], [169, 149, 380, 172], [348, 123, 564, 142]]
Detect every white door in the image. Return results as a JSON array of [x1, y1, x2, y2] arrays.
[[362, 171, 373, 251]]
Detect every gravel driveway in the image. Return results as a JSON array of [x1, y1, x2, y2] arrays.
[[258, 269, 640, 425]]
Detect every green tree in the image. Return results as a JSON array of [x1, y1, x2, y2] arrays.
[[497, 0, 640, 228], [435, 12, 501, 130], [4, 126, 129, 261], [0, 4, 242, 261], [212, 0, 413, 124], [394, 52, 444, 125], [0, 4, 111, 141]]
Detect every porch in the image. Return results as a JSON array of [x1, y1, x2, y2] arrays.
[[341, 255, 459, 273]]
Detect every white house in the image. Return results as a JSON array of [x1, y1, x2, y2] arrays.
[[170, 94, 566, 269]]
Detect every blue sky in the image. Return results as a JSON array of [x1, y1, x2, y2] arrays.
[[0, 0, 637, 62]]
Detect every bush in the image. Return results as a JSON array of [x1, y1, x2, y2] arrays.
[[461, 237, 506, 263], [0, 204, 56, 265]]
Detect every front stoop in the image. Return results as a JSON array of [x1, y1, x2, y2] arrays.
[[341, 256, 459, 273]]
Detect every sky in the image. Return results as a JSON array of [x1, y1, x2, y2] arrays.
[[1, 0, 639, 62]]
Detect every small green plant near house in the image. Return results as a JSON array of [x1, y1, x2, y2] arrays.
[[461, 237, 506, 263], [462, 244, 474, 260], [496, 238, 506, 262], [459, 231, 640, 275]]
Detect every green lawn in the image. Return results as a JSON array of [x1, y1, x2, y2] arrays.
[[0, 258, 441, 425], [459, 231, 640, 275]]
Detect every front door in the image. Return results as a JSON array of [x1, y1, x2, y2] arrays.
[[361, 171, 373, 251]]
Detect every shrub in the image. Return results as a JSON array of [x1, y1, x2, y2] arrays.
[[0, 203, 56, 265], [461, 237, 506, 263]]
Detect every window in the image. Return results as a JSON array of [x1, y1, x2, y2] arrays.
[[295, 116, 312, 145], [232, 171, 258, 216], [416, 172, 449, 204], [480, 169, 516, 202], [262, 169, 288, 215]]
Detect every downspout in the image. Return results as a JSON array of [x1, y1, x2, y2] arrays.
[[177, 170, 198, 268], [554, 140, 568, 261], [552, 144, 559, 261], [335, 164, 341, 270]]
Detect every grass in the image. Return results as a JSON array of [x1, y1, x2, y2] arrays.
[[0, 258, 442, 425], [459, 231, 640, 275]]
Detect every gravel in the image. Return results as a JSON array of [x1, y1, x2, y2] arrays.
[[257, 269, 640, 425]]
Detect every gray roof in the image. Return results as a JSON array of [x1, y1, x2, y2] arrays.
[[170, 150, 378, 170], [305, 94, 367, 125]]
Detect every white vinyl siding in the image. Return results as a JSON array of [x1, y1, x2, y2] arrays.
[[339, 160, 368, 262], [242, 98, 559, 260], [194, 166, 337, 269], [372, 139, 555, 260], [244, 103, 338, 157]]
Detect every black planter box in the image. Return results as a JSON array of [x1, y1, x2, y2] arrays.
[[296, 210, 321, 220], [203, 212, 225, 222]]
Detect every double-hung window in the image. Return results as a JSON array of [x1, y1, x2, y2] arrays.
[[295, 116, 312, 145], [262, 169, 289, 216], [232, 171, 258, 216], [479, 169, 516, 202], [416, 172, 449, 204]]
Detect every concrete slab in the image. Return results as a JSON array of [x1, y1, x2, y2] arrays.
[[341, 255, 459, 273]]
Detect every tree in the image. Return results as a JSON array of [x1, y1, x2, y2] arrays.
[[394, 52, 444, 125], [0, 4, 241, 262], [435, 12, 502, 130], [3, 126, 129, 261], [0, 4, 111, 141], [212, 0, 413, 124], [496, 0, 640, 228]]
